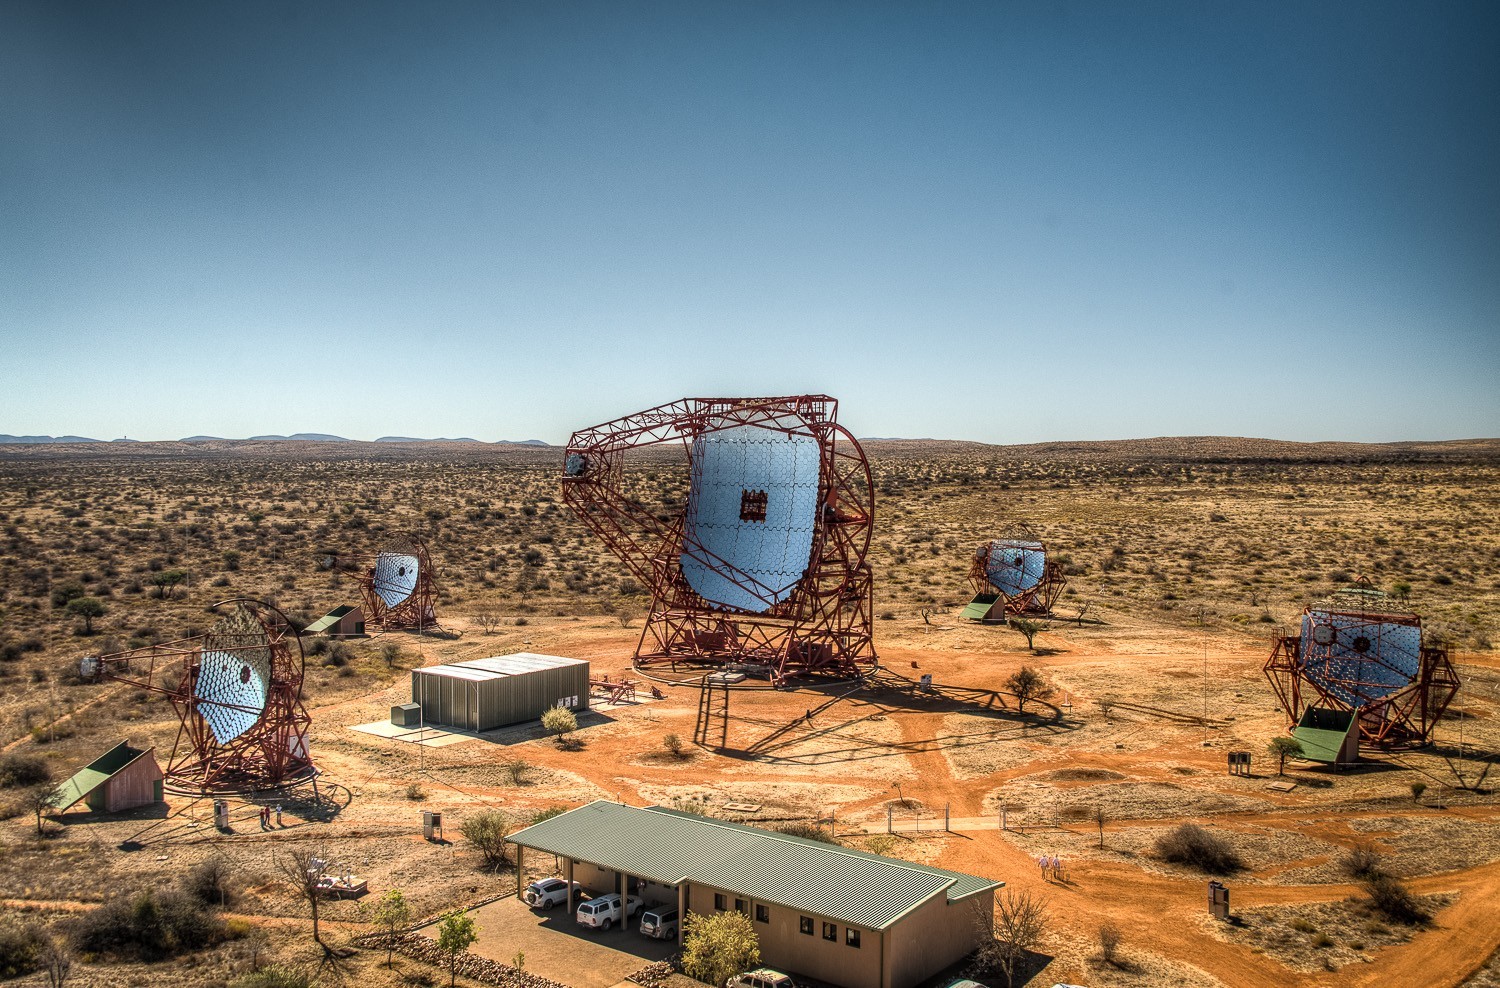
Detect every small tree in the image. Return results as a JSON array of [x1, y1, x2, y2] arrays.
[[1092, 805, 1109, 848], [24, 782, 61, 835], [1410, 781, 1427, 803], [663, 733, 686, 759], [1005, 666, 1053, 713], [472, 608, 503, 635], [379, 641, 402, 669], [1267, 736, 1303, 776], [276, 849, 327, 951], [152, 570, 187, 599], [363, 888, 412, 967], [970, 890, 1048, 988], [40, 933, 72, 988], [1009, 617, 1044, 653], [541, 706, 578, 747], [459, 809, 513, 870], [435, 909, 477, 988], [183, 855, 236, 908], [680, 910, 760, 986], [65, 597, 106, 635]]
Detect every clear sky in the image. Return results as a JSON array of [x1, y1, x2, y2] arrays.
[[2, 1, 1496, 444]]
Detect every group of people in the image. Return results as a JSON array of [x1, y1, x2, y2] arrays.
[[258, 803, 283, 830], [1037, 852, 1067, 883]]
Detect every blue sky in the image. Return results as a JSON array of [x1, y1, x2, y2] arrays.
[[2, 1, 1496, 444]]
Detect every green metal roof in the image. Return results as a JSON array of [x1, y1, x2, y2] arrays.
[[305, 605, 357, 634], [961, 594, 999, 620], [52, 741, 153, 810], [507, 801, 1000, 930], [1292, 726, 1349, 763]]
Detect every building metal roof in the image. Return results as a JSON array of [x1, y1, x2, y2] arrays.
[[507, 801, 1001, 930], [52, 741, 158, 811], [304, 605, 358, 634], [454, 652, 587, 676], [961, 594, 999, 620]]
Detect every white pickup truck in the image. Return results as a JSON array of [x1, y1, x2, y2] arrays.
[[575, 892, 643, 931]]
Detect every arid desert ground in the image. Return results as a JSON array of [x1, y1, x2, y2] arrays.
[[0, 437, 1497, 988]]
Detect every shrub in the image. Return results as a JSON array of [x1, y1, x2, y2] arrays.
[[501, 758, 530, 785], [1097, 922, 1122, 966], [1364, 874, 1428, 925], [230, 965, 313, 988], [541, 706, 578, 746], [774, 821, 838, 844], [0, 922, 47, 977], [1410, 781, 1427, 802], [662, 733, 686, 758], [1339, 844, 1385, 881], [182, 855, 236, 908], [459, 809, 513, 869], [70, 889, 229, 960], [0, 753, 52, 789], [1154, 824, 1243, 874]]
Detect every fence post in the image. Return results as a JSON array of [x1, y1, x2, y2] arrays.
[[945, 802, 950, 831], [887, 805, 892, 834]]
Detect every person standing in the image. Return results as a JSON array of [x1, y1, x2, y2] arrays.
[[275, 803, 283, 827]]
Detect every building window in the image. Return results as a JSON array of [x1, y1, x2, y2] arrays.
[[846, 927, 861, 948], [799, 916, 813, 935], [735, 898, 748, 914], [714, 893, 726, 911], [823, 922, 837, 942], [755, 904, 770, 923]]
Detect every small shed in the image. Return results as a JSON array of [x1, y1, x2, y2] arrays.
[[53, 742, 164, 814], [411, 652, 589, 732], [1293, 707, 1360, 767], [304, 605, 365, 638], [961, 593, 1001, 621]]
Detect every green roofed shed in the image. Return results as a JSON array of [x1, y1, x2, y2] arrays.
[[961, 593, 1000, 621], [1293, 707, 1360, 767], [53, 741, 163, 814], [305, 604, 364, 637]]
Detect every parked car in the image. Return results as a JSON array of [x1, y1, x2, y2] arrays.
[[727, 969, 798, 988], [575, 892, 643, 931], [638, 906, 679, 939], [522, 877, 581, 910]]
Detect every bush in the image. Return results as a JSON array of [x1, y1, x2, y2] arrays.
[[1339, 844, 1385, 881], [1154, 824, 1243, 874], [541, 706, 578, 746], [0, 922, 47, 977], [230, 965, 313, 988], [459, 809, 513, 869], [70, 889, 230, 960], [0, 753, 52, 789], [1364, 874, 1428, 925], [182, 856, 236, 908], [773, 821, 838, 844]]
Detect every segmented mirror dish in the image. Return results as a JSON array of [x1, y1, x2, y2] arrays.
[[983, 539, 1047, 598], [194, 606, 272, 745], [1298, 609, 1422, 707], [680, 421, 821, 614], [373, 552, 420, 609]]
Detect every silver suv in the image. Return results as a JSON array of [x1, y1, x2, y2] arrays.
[[638, 906, 679, 939]]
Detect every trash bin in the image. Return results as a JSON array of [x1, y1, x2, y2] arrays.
[[1208, 880, 1230, 920], [423, 810, 443, 841], [213, 800, 230, 830]]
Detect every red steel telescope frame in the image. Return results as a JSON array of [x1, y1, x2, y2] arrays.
[[1264, 605, 1459, 747], [357, 532, 441, 633], [78, 599, 314, 791], [562, 395, 877, 681], [968, 534, 1068, 616]]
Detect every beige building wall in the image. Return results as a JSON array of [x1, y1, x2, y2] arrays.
[[682, 881, 880, 988], [886, 889, 995, 988]]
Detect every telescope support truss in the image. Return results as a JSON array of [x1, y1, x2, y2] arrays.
[[563, 396, 876, 681], [968, 541, 1067, 616]]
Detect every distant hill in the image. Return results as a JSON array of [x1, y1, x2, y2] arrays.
[[374, 436, 485, 443], [180, 436, 226, 442], [247, 433, 348, 442], [0, 434, 104, 444]]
